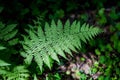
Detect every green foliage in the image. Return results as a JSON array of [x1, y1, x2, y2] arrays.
[[95, 49, 101, 55], [0, 60, 10, 67], [98, 8, 107, 25], [0, 45, 29, 80], [33, 74, 38, 80], [0, 22, 17, 41], [0, 22, 18, 45], [92, 0, 106, 8], [21, 20, 101, 72], [89, 21, 120, 79], [0, 0, 119, 79], [109, 7, 119, 20], [49, 9, 64, 20], [0, 66, 29, 80], [0, 45, 6, 50], [46, 73, 61, 80]]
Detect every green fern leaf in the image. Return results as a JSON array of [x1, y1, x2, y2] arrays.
[[34, 74, 38, 80], [35, 53, 43, 71], [0, 22, 18, 45], [0, 46, 6, 50], [3, 29, 18, 41], [21, 20, 101, 72], [0, 24, 17, 40], [0, 59, 10, 66], [0, 66, 29, 80]]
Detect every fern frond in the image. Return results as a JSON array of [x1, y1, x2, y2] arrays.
[[0, 66, 29, 80], [0, 22, 18, 45], [21, 20, 101, 72]]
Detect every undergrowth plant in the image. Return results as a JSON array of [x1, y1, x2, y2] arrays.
[[0, 65, 29, 80], [0, 19, 101, 79], [0, 22, 30, 80], [21, 20, 101, 72], [0, 45, 29, 80], [0, 22, 18, 45]]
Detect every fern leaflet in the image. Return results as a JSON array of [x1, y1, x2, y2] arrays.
[[0, 22, 18, 45]]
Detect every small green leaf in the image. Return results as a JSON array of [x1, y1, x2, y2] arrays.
[[42, 53, 51, 69], [35, 53, 43, 72], [99, 56, 105, 64], [24, 54, 33, 65], [0, 46, 6, 50], [0, 59, 11, 66], [95, 49, 101, 55], [34, 74, 38, 80], [80, 57, 85, 61]]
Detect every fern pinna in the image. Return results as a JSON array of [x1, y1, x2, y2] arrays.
[[21, 20, 101, 72], [0, 22, 18, 45]]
